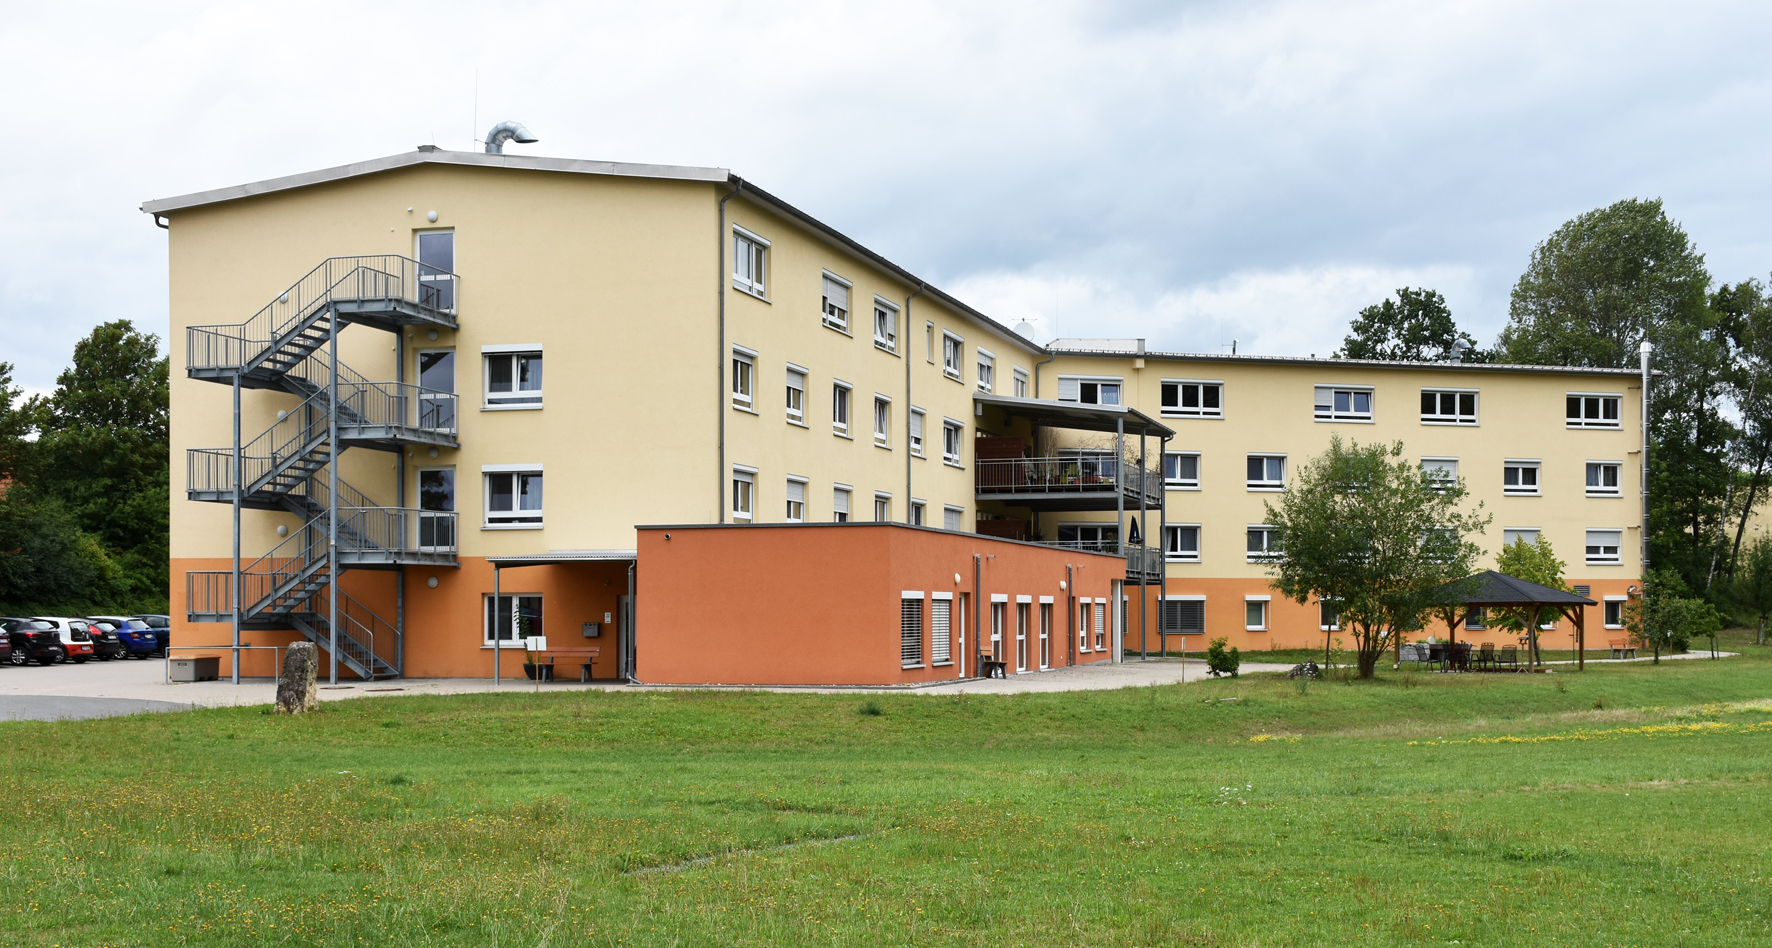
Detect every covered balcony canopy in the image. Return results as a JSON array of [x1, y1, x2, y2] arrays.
[[972, 392, 1174, 440], [973, 393, 1172, 513]]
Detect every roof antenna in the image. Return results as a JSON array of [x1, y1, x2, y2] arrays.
[[1232, 339, 1238, 355], [485, 121, 539, 154]]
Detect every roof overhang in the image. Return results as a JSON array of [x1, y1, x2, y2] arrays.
[[141, 148, 729, 216], [488, 549, 636, 568], [973, 392, 1174, 439], [1048, 347, 1648, 377], [1439, 570, 1598, 606]]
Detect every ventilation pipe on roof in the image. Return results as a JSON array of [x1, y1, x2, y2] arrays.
[[484, 121, 539, 154]]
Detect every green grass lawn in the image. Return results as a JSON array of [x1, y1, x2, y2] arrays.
[[2, 634, 1768, 946]]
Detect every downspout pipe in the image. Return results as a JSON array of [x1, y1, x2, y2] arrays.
[[1032, 348, 1057, 398], [906, 282, 926, 521], [717, 181, 743, 523]]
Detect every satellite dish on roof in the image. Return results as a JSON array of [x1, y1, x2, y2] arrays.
[[1013, 321, 1036, 339]]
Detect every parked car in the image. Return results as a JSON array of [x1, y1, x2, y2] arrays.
[[92, 615, 165, 657], [2, 617, 66, 666], [130, 614, 171, 655], [31, 617, 96, 664], [93, 620, 159, 659], [0, 631, 10, 666], [78, 618, 126, 660]]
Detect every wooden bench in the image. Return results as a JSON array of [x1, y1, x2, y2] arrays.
[[1608, 638, 1637, 660], [978, 656, 1008, 679], [534, 647, 603, 681]]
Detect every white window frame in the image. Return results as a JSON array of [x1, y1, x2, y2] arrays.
[[1504, 459, 1541, 497], [731, 465, 757, 522], [901, 590, 926, 669], [1421, 457, 1458, 491], [785, 475, 807, 523], [1164, 451, 1201, 490], [873, 297, 900, 353], [873, 394, 891, 448], [1318, 598, 1341, 631], [1013, 367, 1029, 398], [909, 408, 926, 457], [730, 345, 756, 411], [482, 344, 544, 410], [1246, 454, 1286, 491], [832, 381, 852, 437], [1162, 594, 1206, 637], [943, 504, 965, 532], [1567, 392, 1623, 429], [942, 419, 964, 466], [910, 499, 926, 526], [732, 225, 769, 298], [483, 592, 542, 648], [1247, 524, 1280, 562], [1160, 379, 1223, 419], [821, 270, 851, 332], [925, 322, 935, 363], [832, 484, 851, 523], [1420, 388, 1479, 425], [482, 463, 544, 529], [942, 332, 964, 381], [784, 363, 807, 423], [415, 229, 457, 312], [874, 492, 892, 522], [1603, 595, 1627, 629], [931, 592, 954, 666], [1314, 385, 1374, 423], [1586, 460, 1623, 497], [1585, 528, 1623, 565], [1057, 375, 1123, 406], [1163, 523, 1201, 562], [976, 348, 996, 393], [1502, 527, 1541, 548], [1244, 595, 1271, 631]]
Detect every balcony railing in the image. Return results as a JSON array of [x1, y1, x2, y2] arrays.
[[1038, 540, 1166, 579], [975, 456, 1163, 504]]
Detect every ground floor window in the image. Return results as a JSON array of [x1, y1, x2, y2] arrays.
[[485, 594, 542, 646], [1245, 598, 1269, 631], [932, 595, 953, 665], [1604, 598, 1625, 628], [1078, 598, 1092, 652], [1161, 597, 1205, 636], [990, 600, 1006, 661], [901, 593, 924, 667], [1016, 600, 1030, 671], [1039, 601, 1052, 668], [1094, 601, 1106, 651]]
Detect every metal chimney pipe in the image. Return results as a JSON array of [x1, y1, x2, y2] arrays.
[[485, 121, 539, 154]]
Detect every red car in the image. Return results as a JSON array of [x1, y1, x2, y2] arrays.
[[32, 617, 95, 664]]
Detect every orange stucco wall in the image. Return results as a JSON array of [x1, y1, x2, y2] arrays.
[[634, 523, 1125, 686]]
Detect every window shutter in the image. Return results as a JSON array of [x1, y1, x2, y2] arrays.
[[901, 596, 924, 666], [1057, 377, 1079, 402], [786, 480, 805, 504], [944, 507, 962, 531], [931, 599, 951, 664], [833, 489, 849, 517], [823, 276, 848, 312], [910, 411, 924, 440]]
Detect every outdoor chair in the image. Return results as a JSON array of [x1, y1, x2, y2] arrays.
[[1426, 642, 1446, 670], [1497, 646, 1519, 670], [1449, 643, 1472, 671], [1476, 642, 1495, 670]]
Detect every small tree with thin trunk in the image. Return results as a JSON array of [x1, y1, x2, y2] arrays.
[[1264, 437, 1489, 679], [1493, 534, 1572, 666], [1730, 534, 1772, 647]]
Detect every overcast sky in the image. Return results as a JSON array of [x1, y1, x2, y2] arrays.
[[4, 1, 1771, 394]]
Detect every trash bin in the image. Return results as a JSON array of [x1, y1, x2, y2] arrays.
[[170, 657, 220, 682]]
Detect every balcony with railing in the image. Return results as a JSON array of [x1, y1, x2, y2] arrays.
[[975, 455, 1165, 512], [1036, 539, 1166, 581]]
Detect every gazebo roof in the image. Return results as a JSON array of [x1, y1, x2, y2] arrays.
[[1441, 570, 1596, 606]]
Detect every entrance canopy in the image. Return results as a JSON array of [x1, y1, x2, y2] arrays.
[[972, 392, 1174, 439], [487, 549, 636, 568]]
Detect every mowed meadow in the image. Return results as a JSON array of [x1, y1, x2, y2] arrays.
[[2, 641, 1769, 946]]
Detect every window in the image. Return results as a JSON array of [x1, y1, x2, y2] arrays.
[[1586, 529, 1622, 564], [418, 349, 456, 431], [1604, 598, 1625, 628], [785, 366, 806, 422], [1247, 526, 1279, 561], [1421, 458, 1458, 491], [1504, 460, 1541, 496], [1315, 386, 1373, 422], [901, 593, 924, 667], [1247, 455, 1285, 490], [484, 349, 543, 408], [1162, 598, 1205, 635], [730, 348, 754, 410], [874, 493, 891, 522], [909, 409, 925, 456], [943, 505, 964, 531], [733, 226, 767, 296], [1319, 600, 1340, 631], [874, 298, 899, 352], [976, 349, 996, 393], [785, 478, 806, 522], [1465, 607, 1487, 631], [1013, 368, 1028, 398], [1057, 523, 1118, 551], [1421, 389, 1478, 425], [821, 272, 850, 331], [1077, 598, 1092, 651], [832, 382, 851, 435], [925, 323, 935, 362], [484, 593, 541, 646], [1094, 601, 1106, 651], [1567, 394, 1622, 429], [416, 230, 455, 311], [943, 333, 963, 380], [833, 486, 851, 522], [1164, 452, 1200, 489], [731, 468, 754, 521], [910, 500, 926, 525], [931, 596, 952, 665], [990, 600, 1006, 661], [1039, 601, 1053, 668], [1057, 376, 1121, 405], [942, 420, 963, 465], [1502, 528, 1541, 548], [1163, 524, 1200, 562], [1586, 462, 1622, 497], [1016, 600, 1030, 672], [418, 468, 455, 551], [1161, 380, 1223, 418], [1245, 598, 1269, 631], [873, 396, 891, 447], [484, 468, 542, 527]]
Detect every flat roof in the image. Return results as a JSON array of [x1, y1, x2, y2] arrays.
[[972, 392, 1174, 439], [487, 549, 636, 568], [1048, 347, 1647, 377]]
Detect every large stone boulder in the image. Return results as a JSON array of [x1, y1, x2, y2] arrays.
[[275, 642, 319, 714]]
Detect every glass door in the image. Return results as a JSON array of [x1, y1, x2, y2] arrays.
[[416, 231, 455, 311], [418, 349, 455, 432], [418, 469, 454, 552]]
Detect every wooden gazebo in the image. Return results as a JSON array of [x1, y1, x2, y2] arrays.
[[1429, 570, 1597, 670]]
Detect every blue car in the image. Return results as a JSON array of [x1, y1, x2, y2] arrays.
[[91, 619, 159, 659], [131, 614, 171, 655]]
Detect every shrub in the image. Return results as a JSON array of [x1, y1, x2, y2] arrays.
[[857, 700, 883, 716], [1206, 637, 1241, 678]]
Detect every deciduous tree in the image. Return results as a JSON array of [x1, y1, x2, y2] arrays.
[[1335, 287, 1480, 362]]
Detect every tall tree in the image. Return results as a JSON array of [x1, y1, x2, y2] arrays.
[[1711, 279, 1772, 580], [1263, 437, 1490, 679], [1335, 287, 1479, 362], [1731, 534, 1772, 646], [0, 361, 31, 481]]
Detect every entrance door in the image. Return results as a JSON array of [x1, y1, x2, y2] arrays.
[[417, 469, 454, 552], [617, 594, 635, 680], [416, 231, 456, 311], [418, 349, 456, 433], [990, 602, 1005, 661], [1039, 602, 1052, 668], [1015, 601, 1029, 671]]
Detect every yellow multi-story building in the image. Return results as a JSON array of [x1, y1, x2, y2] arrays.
[[143, 141, 1644, 683]]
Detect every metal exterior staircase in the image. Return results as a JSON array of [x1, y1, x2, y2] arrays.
[[182, 255, 462, 680]]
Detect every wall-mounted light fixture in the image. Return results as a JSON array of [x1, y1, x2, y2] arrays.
[[427, 576, 439, 588]]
